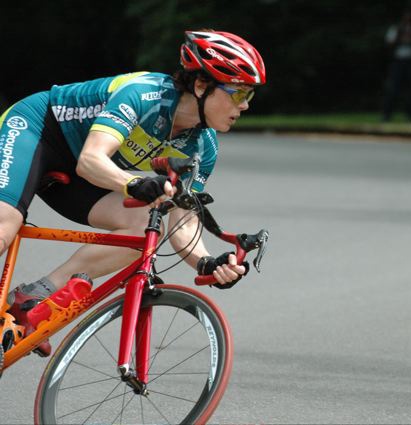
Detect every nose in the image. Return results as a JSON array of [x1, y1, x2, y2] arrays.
[[237, 100, 250, 111]]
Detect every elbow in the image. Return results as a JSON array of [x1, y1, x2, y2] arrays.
[[75, 153, 90, 179], [75, 159, 85, 178]]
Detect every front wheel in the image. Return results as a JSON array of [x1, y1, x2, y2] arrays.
[[34, 284, 233, 424]]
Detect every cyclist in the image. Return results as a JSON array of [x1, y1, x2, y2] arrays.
[[0, 30, 266, 356]]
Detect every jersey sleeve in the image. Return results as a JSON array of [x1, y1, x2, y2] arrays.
[[90, 81, 143, 143]]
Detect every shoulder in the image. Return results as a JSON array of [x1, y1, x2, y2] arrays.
[[108, 72, 178, 110], [110, 72, 175, 95]]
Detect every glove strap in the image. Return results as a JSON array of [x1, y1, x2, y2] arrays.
[[123, 175, 143, 198], [197, 256, 214, 275]]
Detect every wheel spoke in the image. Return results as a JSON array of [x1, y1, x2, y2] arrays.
[[148, 345, 209, 385], [148, 389, 197, 403], [148, 307, 179, 372], [60, 376, 120, 391], [71, 359, 118, 379], [148, 321, 200, 372], [148, 371, 209, 376], [93, 333, 117, 364], [110, 389, 135, 425], [57, 383, 133, 420], [140, 395, 172, 424]]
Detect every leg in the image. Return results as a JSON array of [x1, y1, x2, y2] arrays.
[[0, 201, 24, 256], [46, 191, 159, 289]]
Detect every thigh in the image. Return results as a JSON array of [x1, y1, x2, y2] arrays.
[[38, 173, 111, 226], [87, 191, 151, 232]]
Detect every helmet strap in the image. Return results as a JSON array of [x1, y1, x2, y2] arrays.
[[195, 86, 213, 129]]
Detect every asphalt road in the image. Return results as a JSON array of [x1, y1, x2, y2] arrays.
[[1, 132, 411, 424]]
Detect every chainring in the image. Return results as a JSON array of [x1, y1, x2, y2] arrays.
[[0, 311, 25, 352]]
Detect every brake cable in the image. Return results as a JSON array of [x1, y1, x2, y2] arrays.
[[153, 192, 206, 274]]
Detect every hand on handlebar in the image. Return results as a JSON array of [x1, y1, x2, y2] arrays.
[[125, 175, 177, 208], [197, 252, 250, 289], [123, 156, 197, 209]]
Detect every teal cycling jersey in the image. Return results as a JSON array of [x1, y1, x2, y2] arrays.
[[49, 71, 218, 191]]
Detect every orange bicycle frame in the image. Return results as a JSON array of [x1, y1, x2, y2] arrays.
[[0, 223, 157, 383]]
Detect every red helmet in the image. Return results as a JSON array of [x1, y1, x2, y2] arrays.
[[180, 30, 266, 85]]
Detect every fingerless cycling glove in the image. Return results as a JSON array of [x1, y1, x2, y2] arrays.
[[197, 252, 249, 289], [125, 175, 169, 204]]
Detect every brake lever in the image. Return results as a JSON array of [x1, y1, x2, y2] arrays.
[[253, 230, 269, 272], [194, 228, 269, 286], [237, 229, 269, 272]]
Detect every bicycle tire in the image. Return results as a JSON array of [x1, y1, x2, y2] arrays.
[[34, 284, 233, 425]]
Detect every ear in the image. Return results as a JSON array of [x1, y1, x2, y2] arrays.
[[193, 78, 208, 98]]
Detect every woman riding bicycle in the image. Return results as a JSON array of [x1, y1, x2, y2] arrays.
[[0, 30, 266, 356]]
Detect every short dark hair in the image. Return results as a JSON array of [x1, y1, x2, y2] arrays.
[[172, 69, 218, 94]]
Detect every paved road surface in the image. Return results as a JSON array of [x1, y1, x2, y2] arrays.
[[1, 132, 411, 424]]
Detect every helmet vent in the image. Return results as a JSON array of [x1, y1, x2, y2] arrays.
[[193, 32, 209, 39], [215, 40, 235, 48], [182, 49, 192, 63], [239, 64, 256, 76], [214, 47, 237, 60], [214, 65, 237, 76]]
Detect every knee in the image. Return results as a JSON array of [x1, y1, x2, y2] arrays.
[[0, 231, 16, 256], [0, 205, 23, 256], [0, 237, 7, 256]]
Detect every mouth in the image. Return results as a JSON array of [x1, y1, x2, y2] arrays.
[[229, 115, 240, 124]]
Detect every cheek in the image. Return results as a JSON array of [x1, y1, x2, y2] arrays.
[[205, 93, 231, 121]]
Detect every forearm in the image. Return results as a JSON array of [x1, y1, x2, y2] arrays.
[[76, 130, 135, 192], [168, 210, 209, 269], [77, 151, 132, 191], [168, 209, 246, 285]]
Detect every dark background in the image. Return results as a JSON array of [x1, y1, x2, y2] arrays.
[[1, 0, 410, 114]]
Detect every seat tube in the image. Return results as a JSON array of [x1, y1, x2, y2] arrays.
[[136, 306, 152, 383]]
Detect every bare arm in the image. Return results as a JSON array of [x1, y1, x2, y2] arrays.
[[168, 208, 245, 284], [76, 130, 174, 201], [76, 130, 134, 191], [168, 208, 209, 269]]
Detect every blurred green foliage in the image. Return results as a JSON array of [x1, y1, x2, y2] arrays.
[[1, 0, 410, 114]]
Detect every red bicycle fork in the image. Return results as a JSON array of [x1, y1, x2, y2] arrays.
[[117, 227, 159, 392]]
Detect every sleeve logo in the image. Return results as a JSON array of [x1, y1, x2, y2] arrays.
[[119, 103, 138, 126]]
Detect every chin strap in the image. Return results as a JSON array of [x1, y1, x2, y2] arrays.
[[195, 86, 214, 129]]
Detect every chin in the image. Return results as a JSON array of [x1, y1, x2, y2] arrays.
[[214, 123, 231, 132]]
